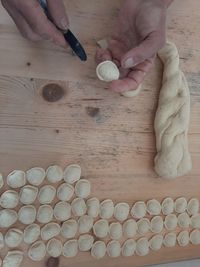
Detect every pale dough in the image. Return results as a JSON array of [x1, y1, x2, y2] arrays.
[[7, 170, 26, 188], [174, 197, 187, 213], [46, 165, 63, 183], [5, 228, 23, 248], [164, 214, 178, 231], [114, 202, 130, 222], [154, 41, 192, 178], [3, 251, 23, 267], [149, 234, 163, 251], [61, 219, 78, 239], [78, 215, 93, 234], [109, 222, 123, 240], [63, 239, 78, 258], [0, 233, 4, 250], [71, 198, 87, 217], [0, 173, 4, 188], [123, 219, 138, 238], [163, 232, 176, 247], [37, 205, 53, 224], [106, 240, 121, 258], [190, 229, 200, 244], [41, 222, 61, 241], [135, 237, 149, 256], [38, 185, 56, 204], [130, 201, 146, 219], [0, 190, 19, 209], [19, 185, 38, 205], [18, 205, 36, 225], [24, 223, 40, 244], [187, 198, 199, 215], [86, 197, 100, 218], [99, 199, 114, 219], [161, 197, 174, 215], [75, 179, 91, 198], [151, 216, 164, 233], [78, 234, 94, 251], [137, 218, 150, 235], [53, 201, 71, 221], [177, 231, 189, 247], [57, 183, 74, 201], [26, 167, 45, 186], [46, 238, 62, 258], [147, 199, 161, 215], [28, 241, 46, 261], [91, 241, 106, 259], [63, 164, 81, 184], [122, 239, 136, 257], [93, 219, 109, 238], [191, 214, 200, 228], [177, 212, 191, 228]]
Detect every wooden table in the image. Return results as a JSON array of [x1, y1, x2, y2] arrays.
[[0, 0, 200, 266]]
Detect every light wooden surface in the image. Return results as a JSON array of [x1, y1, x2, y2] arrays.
[[0, 0, 200, 266]]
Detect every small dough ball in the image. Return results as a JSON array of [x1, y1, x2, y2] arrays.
[[163, 233, 176, 247], [178, 212, 191, 228], [107, 240, 121, 258], [46, 238, 63, 258], [0, 190, 19, 208], [151, 216, 164, 234], [26, 167, 45, 186], [46, 165, 63, 183], [147, 199, 161, 215], [18, 205, 36, 225], [63, 239, 78, 258], [37, 205, 53, 224], [38, 185, 56, 204], [41, 223, 61, 241], [24, 223, 40, 244], [122, 239, 136, 257], [7, 170, 26, 188], [78, 234, 94, 251], [123, 219, 137, 238], [3, 251, 23, 267], [86, 197, 100, 218], [109, 222, 122, 240], [164, 214, 178, 231], [131, 201, 146, 219], [0, 173, 4, 188], [75, 179, 91, 198], [114, 203, 130, 222], [190, 229, 200, 245], [175, 197, 187, 213], [63, 164, 81, 184], [191, 214, 200, 228], [61, 219, 78, 239], [93, 219, 109, 238], [57, 183, 74, 201], [54, 201, 71, 222], [19, 185, 38, 205], [99, 199, 114, 219], [149, 235, 163, 251], [5, 228, 23, 248], [96, 60, 120, 82], [137, 218, 150, 235], [0, 232, 4, 250], [78, 215, 93, 234], [161, 197, 174, 215], [0, 209, 17, 228], [28, 240, 46, 261], [177, 231, 189, 247], [91, 241, 106, 259], [136, 237, 149, 256], [71, 198, 87, 217], [187, 198, 199, 216]]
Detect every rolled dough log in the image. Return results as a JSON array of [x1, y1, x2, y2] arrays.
[[154, 41, 192, 178]]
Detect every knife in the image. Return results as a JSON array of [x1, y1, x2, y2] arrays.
[[39, 0, 87, 61]]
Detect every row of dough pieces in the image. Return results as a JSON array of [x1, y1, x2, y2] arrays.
[[1, 229, 200, 266]]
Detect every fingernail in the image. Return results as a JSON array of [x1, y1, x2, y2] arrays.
[[60, 17, 69, 30], [123, 58, 135, 68]]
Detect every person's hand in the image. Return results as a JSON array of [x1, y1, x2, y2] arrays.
[[96, 0, 169, 93], [1, 0, 69, 47]]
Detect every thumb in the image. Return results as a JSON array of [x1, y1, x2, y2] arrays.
[[121, 33, 165, 69]]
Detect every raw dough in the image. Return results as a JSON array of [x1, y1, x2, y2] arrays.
[[150, 216, 164, 233], [5, 228, 23, 248], [177, 212, 191, 228], [7, 170, 26, 188], [174, 197, 187, 213], [149, 234, 163, 251], [46, 238, 63, 258], [96, 61, 119, 82], [93, 219, 109, 238], [46, 165, 63, 183], [24, 223, 40, 244], [190, 229, 200, 244], [75, 179, 91, 198], [154, 41, 192, 178], [0, 173, 4, 188], [19, 185, 38, 205], [28, 240, 46, 261], [53, 201, 71, 221], [130, 201, 146, 219], [41, 223, 61, 241], [91, 241, 106, 259], [26, 167, 45, 186], [137, 218, 150, 235], [107, 240, 121, 258], [0, 233, 4, 250], [78, 215, 93, 234], [61, 219, 78, 239], [63, 239, 78, 258], [109, 222, 123, 240], [147, 199, 161, 215], [187, 198, 199, 215], [38, 185, 56, 204], [161, 197, 174, 215], [99, 199, 114, 219], [122, 239, 136, 257], [71, 198, 87, 217], [177, 231, 189, 247], [86, 197, 100, 218], [57, 183, 74, 201], [18, 205, 36, 225], [78, 234, 94, 251], [63, 164, 81, 184], [135, 237, 149, 256], [123, 219, 138, 238], [0, 209, 17, 228], [0, 190, 19, 208], [3, 251, 23, 267], [37, 205, 53, 224], [163, 232, 176, 247], [114, 203, 130, 222], [191, 214, 200, 228], [164, 214, 178, 231]]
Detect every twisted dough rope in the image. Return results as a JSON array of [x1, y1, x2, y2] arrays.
[[154, 41, 192, 179]]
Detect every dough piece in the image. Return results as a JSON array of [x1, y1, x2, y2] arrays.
[[131, 201, 146, 219], [26, 167, 45, 186], [63, 164, 81, 184], [122, 239, 136, 257], [38, 185, 56, 204], [109, 222, 123, 240], [190, 229, 200, 244], [107, 240, 121, 258], [75, 179, 91, 198], [28, 241, 46, 261], [154, 41, 192, 179], [177, 231, 189, 247], [137, 218, 150, 235], [41, 223, 61, 241], [78, 215, 93, 234], [78, 234, 94, 251], [61, 219, 78, 239], [71, 198, 87, 217], [63, 239, 78, 258], [149, 235, 163, 251], [37, 205, 53, 224], [3, 251, 23, 267], [161, 197, 174, 215], [122, 85, 142, 98], [91, 241, 106, 259], [147, 199, 161, 215], [0, 209, 17, 228], [135, 237, 149, 256], [99, 199, 114, 219], [191, 214, 200, 228], [0, 173, 4, 188], [46, 165, 63, 183], [19, 185, 38, 205], [123, 219, 138, 238], [164, 214, 178, 231], [86, 197, 100, 218], [96, 61, 119, 82], [175, 197, 187, 213], [93, 219, 109, 238], [54, 201, 71, 221], [0, 233, 4, 250], [163, 232, 176, 247], [178, 212, 191, 228], [18, 205, 36, 225], [46, 238, 63, 258], [0, 190, 19, 208], [151, 216, 164, 233], [57, 183, 74, 202], [187, 198, 199, 215], [7, 170, 26, 188], [24, 224, 40, 244], [5, 228, 23, 248], [114, 203, 130, 222]]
